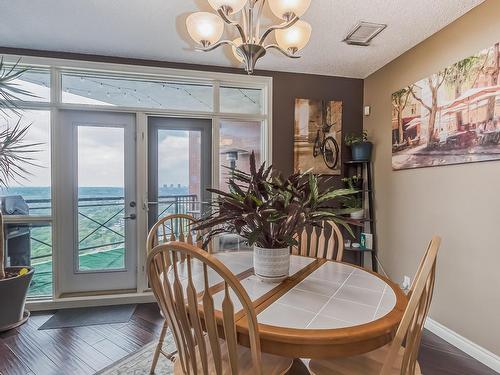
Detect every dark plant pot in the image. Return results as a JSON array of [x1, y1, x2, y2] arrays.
[[351, 142, 373, 161], [0, 267, 34, 332]]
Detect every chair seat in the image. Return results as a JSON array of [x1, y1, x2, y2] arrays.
[[308, 345, 422, 375], [174, 336, 293, 375]]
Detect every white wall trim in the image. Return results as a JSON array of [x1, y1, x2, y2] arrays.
[[425, 318, 500, 373], [27, 292, 156, 311]]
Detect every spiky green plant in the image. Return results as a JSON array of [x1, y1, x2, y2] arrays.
[[0, 58, 38, 116], [194, 152, 356, 249], [0, 121, 42, 188], [0, 58, 40, 279]]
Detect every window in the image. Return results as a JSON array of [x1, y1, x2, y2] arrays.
[[156, 129, 200, 218], [61, 73, 214, 111], [220, 86, 263, 114], [219, 119, 262, 191], [0, 110, 52, 216], [5, 68, 51, 102], [77, 126, 126, 271], [5, 223, 54, 298], [0, 55, 271, 300]]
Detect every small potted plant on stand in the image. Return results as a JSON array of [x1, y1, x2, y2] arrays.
[[0, 59, 38, 331], [341, 194, 364, 220], [341, 174, 363, 190], [195, 153, 355, 282], [345, 131, 373, 161]]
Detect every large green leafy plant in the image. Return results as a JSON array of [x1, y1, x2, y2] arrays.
[[195, 153, 355, 249]]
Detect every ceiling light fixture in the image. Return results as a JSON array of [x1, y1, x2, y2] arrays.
[[186, 0, 312, 74]]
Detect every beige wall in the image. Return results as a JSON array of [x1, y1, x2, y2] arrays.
[[364, 0, 500, 356]]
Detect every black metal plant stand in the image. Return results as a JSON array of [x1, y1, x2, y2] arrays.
[[343, 160, 378, 272]]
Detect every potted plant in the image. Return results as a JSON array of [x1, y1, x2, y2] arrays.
[[345, 131, 373, 161], [194, 153, 355, 282], [341, 174, 363, 190], [341, 195, 364, 220], [0, 58, 38, 331]]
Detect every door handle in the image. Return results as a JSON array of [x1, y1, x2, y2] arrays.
[[123, 213, 137, 220], [143, 199, 159, 211]]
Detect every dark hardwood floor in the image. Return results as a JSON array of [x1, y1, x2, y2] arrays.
[[0, 303, 497, 375]]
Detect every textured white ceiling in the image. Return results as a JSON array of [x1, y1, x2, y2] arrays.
[[0, 0, 484, 78]]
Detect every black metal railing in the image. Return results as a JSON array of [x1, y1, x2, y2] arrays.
[[24, 194, 198, 264]]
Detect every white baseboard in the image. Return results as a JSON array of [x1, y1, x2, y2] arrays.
[[425, 318, 500, 373]]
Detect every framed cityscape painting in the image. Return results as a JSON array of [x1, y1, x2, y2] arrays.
[[294, 98, 343, 175], [392, 42, 500, 170]]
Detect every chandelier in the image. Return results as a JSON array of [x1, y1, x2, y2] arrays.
[[186, 0, 312, 74]]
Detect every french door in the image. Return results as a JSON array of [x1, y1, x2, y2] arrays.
[[57, 110, 137, 294], [147, 117, 212, 229]]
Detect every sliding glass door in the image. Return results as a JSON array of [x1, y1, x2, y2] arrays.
[[57, 110, 137, 295]]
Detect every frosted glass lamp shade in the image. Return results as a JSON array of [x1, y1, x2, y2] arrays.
[[186, 12, 224, 46], [208, 0, 247, 14], [268, 0, 311, 20], [231, 38, 244, 62], [275, 20, 311, 52]]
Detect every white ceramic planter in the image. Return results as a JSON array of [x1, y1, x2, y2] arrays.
[[350, 209, 364, 220], [253, 246, 290, 283]]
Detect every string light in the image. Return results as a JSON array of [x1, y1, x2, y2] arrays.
[[237, 88, 258, 106], [19, 74, 259, 110], [67, 76, 214, 109]]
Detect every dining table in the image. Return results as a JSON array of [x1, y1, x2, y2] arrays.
[[173, 250, 407, 360]]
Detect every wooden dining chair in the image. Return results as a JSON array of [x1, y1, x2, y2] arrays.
[[147, 213, 212, 255], [147, 214, 211, 374], [147, 241, 294, 375], [293, 221, 344, 262], [308, 235, 441, 375]]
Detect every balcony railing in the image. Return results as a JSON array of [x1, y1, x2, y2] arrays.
[[1, 193, 200, 296], [18, 194, 198, 265]]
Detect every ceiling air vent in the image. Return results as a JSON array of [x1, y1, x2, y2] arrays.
[[343, 21, 387, 46]]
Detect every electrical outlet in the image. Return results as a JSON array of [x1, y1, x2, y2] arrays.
[[402, 276, 411, 291]]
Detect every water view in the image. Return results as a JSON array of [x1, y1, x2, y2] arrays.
[[1, 185, 190, 297]]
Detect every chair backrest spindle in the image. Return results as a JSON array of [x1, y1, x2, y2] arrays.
[[147, 214, 212, 256], [293, 221, 344, 262]]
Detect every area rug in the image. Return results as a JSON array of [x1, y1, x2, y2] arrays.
[[39, 304, 137, 330], [97, 334, 176, 374]]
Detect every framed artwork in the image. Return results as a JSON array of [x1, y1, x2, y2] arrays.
[[392, 42, 500, 170], [294, 98, 343, 175]]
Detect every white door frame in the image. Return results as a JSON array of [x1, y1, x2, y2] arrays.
[[56, 110, 137, 295]]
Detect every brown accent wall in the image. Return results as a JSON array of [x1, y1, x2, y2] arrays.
[[0, 47, 364, 176]]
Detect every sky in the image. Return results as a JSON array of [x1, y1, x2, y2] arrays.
[[1, 111, 191, 188], [1, 75, 261, 189], [157, 130, 189, 187], [1, 78, 190, 188]]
